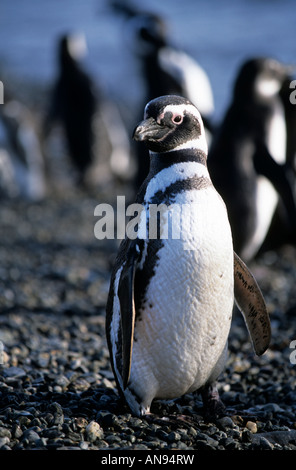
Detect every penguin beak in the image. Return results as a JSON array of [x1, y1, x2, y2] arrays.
[[133, 117, 168, 142]]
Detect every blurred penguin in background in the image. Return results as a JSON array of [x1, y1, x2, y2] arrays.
[[0, 96, 46, 201], [208, 57, 296, 261], [44, 32, 132, 189], [111, 0, 214, 189], [260, 73, 296, 252], [44, 33, 97, 185]]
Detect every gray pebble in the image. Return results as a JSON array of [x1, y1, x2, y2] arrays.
[[256, 437, 274, 450], [22, 429, 40, 443], [0, 427, 11, 438], [216, 416, 235, 430], [79, 441, 89, 450], [11, 424, 23, 439], [167, 431, 181, 442], [0, 437, 10, 448], [195, 440, 216, 450], [3, 367, 26, 378]]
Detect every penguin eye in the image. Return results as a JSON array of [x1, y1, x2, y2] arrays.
[[172, 114, 183, 124]]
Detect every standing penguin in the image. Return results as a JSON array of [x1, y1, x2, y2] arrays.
[[106, 95, 270, 418], [260, 75, 296, 251], [208, 57, 296, 261], [45, 32, 133, 187], [111, 1, 214, 188], [45, 33, 97, 183]]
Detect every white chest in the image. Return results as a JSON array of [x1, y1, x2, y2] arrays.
[[266, 98, 286, 165], [130, 185, 234, 401], [242, 100, 287, 260]]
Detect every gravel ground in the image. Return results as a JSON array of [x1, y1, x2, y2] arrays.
[[0, 182, 296, 453]]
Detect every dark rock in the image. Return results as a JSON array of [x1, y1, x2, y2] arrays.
[[252, 430, 296, 447], [2, 367, 26, 378], [22, 429, 40, 443]]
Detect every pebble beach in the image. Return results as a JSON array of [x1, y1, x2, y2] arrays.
[[0, 177, 296, 452], [1, 0, 296, 455]]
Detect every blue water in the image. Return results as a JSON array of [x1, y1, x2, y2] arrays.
[[0, 0, 295, 120]]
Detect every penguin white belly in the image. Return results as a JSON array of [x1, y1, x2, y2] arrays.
[[267, 99, 286, 165], [242, 177, 278, 261], [242, 100, 286, 260], [128, 187, 234, 413]]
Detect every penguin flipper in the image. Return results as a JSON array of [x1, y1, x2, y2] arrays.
[[118, 240, 140, 389], [233, 251, 271, 355]]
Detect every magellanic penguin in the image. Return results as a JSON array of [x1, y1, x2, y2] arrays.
[[111, 1, 214, 188], [45, 32, 133, 187], [208, 57, 296, 261], [106, 95, 270, 418], [44, 33, 97, 183]]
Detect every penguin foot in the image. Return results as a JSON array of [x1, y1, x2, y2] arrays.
[[201, 383, 226, 421]]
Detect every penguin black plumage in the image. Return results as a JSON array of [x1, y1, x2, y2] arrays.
[[45, 33, 97, 182], [208, 57, 296, 261], [106, 95, 270, 418], [111, 1, 214, 189]]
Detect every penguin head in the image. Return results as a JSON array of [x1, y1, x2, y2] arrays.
[[233, 57, 293, 102], [59, 33, 88, 68], [133, 95, 207, 154], [125, 13, 167, 56]]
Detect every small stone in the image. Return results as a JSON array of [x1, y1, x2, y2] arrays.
[[3, 366, 26, 378], [0, 427, 11, 438], [257, 436, 274, 450], [42, 427, 64, 440], [75, 417, 88, 430], [102, 377, 115, 389], [22, 429, 40, 443], [156, 429, 169, 441], [246, 421, 257, 433], [96, 411, 120, 430], [0, 437, 10, 448], [241, 429, 253, 443], [176, 441, 191, 450], [11, 424, 23, 439], [262, 403, 283, 413], [49, 402, 64, 425], [55, 375, 70, 389], [195, 440, 216, 450], [85, 421, 104, 442], [167, 431, 181, 442], [217, 416, 235, 430], [79, 441, 89, 450], [221, 437, 240, 450], [35, 438, 47, 448]]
